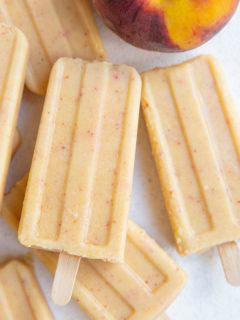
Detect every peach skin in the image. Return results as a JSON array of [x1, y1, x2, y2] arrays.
[[94, 0, 239, 52]]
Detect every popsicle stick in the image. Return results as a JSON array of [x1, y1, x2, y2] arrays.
[[218, 241, 240, 286], [52, 253, 81, 305]]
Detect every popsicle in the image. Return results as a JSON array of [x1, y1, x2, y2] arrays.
[[0, 0, 106, 95], [0, 259, 53, 320], [2, 176, 186, 320], [0, 23, 29, 211], [142, 55, 240, 285], [19, 58, 142, 304]]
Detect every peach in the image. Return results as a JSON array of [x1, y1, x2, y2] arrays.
[[94, 0, 239, 52]]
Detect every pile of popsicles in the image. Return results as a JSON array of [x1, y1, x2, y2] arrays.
[[0, 1, 239, 319]]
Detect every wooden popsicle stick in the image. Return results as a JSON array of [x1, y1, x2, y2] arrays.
[[218, 241, 240, 286], [52, 253, 81, 305]]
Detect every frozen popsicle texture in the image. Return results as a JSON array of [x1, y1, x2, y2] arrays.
[[2, 177, 186, 320], [0, 23, 28, 210], [0, 259, 53, 320], [0, 0, 106, 95], [142, 55, 240, 255], [19, 58, 141, 262]]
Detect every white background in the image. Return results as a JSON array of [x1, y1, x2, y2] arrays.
[[1, 4, 240, 320]]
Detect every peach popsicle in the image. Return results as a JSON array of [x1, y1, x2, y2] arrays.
[[0, 0, 106, 95], [2, 176, 186, 320], [0, 23, 29, 211], [0, 259, 53, 320], [142, 55, 240, 285], [19, 58, 142, 304]]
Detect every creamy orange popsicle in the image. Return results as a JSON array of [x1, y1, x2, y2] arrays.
[[142, 55, 240, 256], [0, 23, 28, 210], [19, 58, 141, 262], [2, 177, 186, 320], [0, 259, 53, 320], [0, 0, 106, 95]]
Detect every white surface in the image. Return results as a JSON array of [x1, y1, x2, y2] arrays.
[[1, 5, 240, 320]]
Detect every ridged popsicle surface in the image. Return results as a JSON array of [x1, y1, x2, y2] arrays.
[[19, 58, 141, 262], [0, 0, 106, 94], [142, 55, 240, 255], [0, 260, 53, 320]]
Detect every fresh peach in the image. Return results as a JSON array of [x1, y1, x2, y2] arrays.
[[94, 0, 239, 52]]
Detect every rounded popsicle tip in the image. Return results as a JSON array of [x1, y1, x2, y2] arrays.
[[51, 287, 72, 306], [51, 253, 81, 306], [218, 242, 240, 287]]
